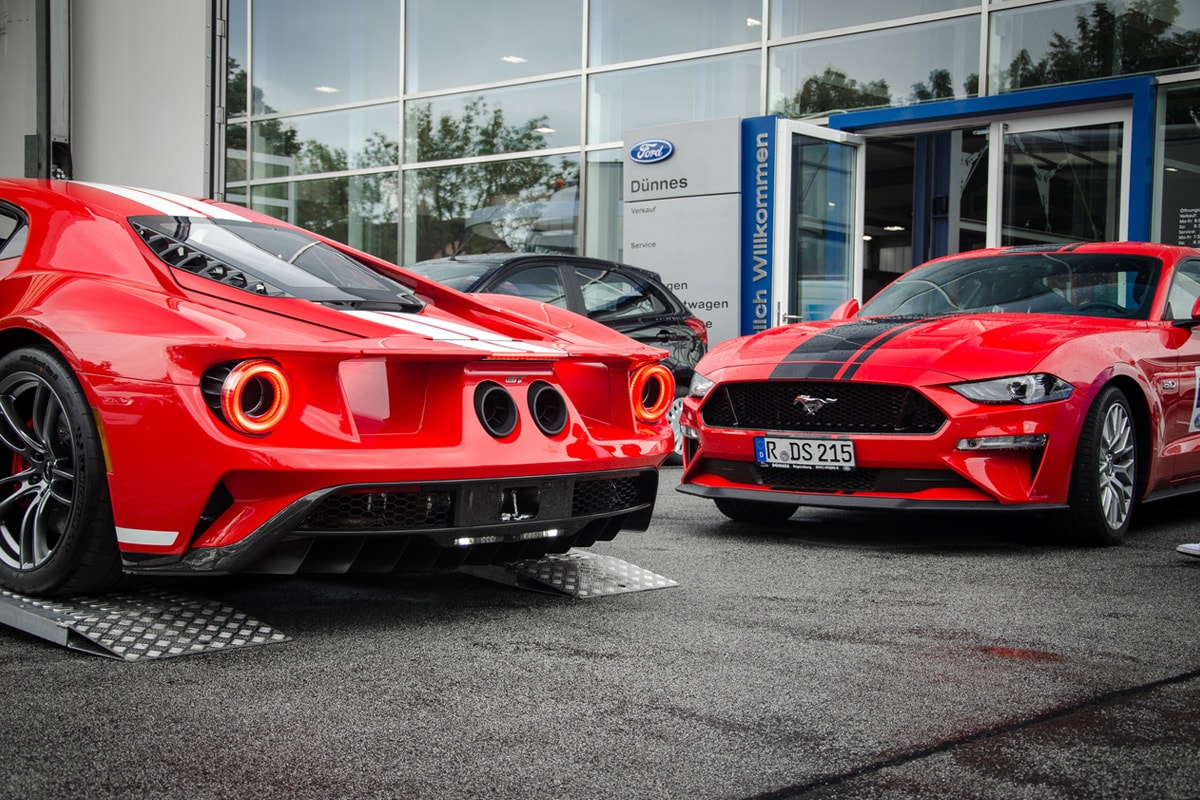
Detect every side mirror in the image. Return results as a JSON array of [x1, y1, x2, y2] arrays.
[[1175, 296, 1200, 329], [830, 298, 860, 320]]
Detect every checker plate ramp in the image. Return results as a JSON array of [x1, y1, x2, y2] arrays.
[[465, 548, 679, 597], [0, 587, 289, 661]]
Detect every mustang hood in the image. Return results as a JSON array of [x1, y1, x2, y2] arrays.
[[712, 314, 1126, 382]]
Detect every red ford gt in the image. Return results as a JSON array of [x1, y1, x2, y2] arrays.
[[678, 242, 1200, 545], [0, 179, 675, 596]]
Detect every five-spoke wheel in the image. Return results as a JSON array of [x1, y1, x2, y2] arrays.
[[0, 347, 119, 596]]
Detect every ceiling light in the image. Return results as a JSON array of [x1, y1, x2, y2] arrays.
[[314, 85, 339, 93], [501, 55, 527, 64], [747, 17, 762, 26], [884, 225, 906, 231], [534, 126, 556, 134]]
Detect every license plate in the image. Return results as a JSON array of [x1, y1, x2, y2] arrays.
[[754, 436, 856, 470]]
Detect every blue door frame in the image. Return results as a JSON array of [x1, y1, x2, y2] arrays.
[[824, 76, 1157, 242]]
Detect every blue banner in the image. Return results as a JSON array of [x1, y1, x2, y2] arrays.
[[740, 116, 775, 336]]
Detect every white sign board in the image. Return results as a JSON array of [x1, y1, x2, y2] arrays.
[[622, 119, 741, 346]]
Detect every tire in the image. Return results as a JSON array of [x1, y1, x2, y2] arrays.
[[666, 396, 685, 466], [1062, 386, 1137, 546], [0, 347, 121, 596], [714, 497, 799, 523]]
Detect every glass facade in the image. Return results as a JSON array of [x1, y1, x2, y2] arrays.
[[1157, 84, 1200, 246], [223, 0, 1200, 266]]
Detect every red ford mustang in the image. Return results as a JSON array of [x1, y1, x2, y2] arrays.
[[0, 179, 675, 596], [678, 242, 1200, 545]]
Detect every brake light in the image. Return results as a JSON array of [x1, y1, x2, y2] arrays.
[[220, 359, 292, 435], [630, 362, 675, 423]]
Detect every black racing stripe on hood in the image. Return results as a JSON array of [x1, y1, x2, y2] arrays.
[[769, 318, 926, 380]]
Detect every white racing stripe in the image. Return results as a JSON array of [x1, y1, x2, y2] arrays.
[[344, 309, 564, 355], [77, 182, 251, 220]]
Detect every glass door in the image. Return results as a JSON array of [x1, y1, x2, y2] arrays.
[[991, 108, 1131, 246], [772, 120, 865, 323]]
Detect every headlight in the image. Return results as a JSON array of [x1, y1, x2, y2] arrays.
[[689, 372, 715, 398], [950, 374, 1073, 405]]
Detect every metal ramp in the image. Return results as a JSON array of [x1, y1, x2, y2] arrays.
[[0, 587, 289, 661], [464, 548, 679, 597], [0, 550, 674, 660]]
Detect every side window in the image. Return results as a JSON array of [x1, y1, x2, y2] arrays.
[[0, 209, 27, 261], [1166, 260, 1200, 321], [576, 266, 667, 320], [491, 265, 568, 307]]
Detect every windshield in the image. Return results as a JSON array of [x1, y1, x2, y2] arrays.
[[860, 252, 1161, 321], [131, 216, 423, 311]]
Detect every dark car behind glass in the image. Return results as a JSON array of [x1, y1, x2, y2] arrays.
[[408, 254, 708, 460]]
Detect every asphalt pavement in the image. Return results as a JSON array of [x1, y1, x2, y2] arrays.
[[2, 466, 1199, 800]]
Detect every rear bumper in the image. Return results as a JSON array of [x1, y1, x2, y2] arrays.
[[123, 468, 659, 575]]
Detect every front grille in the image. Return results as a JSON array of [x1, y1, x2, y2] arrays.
[[702, 381, 945, 434], [705, 460, 973, 495]]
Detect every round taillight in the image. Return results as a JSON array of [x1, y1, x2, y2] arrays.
[[630, 362, 675, 423], [220, 359, 291, 435]]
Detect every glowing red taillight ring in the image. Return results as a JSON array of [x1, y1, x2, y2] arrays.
[[220, 359, 291, 435], [630, 363, 675, 423]]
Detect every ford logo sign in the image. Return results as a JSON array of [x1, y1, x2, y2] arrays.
[[629, 139, 674, 164]]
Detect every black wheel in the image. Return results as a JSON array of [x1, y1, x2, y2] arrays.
[[1062, 386, 1137, 546], [0, 347, 120, 596], [714, 497, 799, 523]]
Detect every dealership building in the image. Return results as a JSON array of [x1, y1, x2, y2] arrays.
[[3, 0, 1199, 344]]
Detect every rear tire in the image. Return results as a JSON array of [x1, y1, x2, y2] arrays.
[[666, 396, 684, 466], [1061, 386, 1137, 546], [714, 497, 799, 523], [0, 347, 121, 596]]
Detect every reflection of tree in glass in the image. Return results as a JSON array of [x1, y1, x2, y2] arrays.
[[910, 69, 979, 103], [226, 59, 400, 261], [998, 0, 1200, 91], [225, 60, 300, 160], [777, 65, 980, 117], [776, 67, 891, 117], [406, 97, 580, 259]]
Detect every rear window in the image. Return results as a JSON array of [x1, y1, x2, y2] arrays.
[[131, 216, 423, 311]]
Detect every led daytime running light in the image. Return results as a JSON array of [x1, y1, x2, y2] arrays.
[[220, 359, 291, 435]]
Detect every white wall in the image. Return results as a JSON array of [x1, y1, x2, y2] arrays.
[[0, 1, 38, 178], [71, 0, 211, 195]]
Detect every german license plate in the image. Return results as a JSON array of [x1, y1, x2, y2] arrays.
[[754, 436, 856, 470]]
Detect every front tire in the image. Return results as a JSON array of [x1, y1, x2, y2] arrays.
[[1062, 386, 1137, 546], [714, 497, 799, 523], [0, 347, 121, 596]]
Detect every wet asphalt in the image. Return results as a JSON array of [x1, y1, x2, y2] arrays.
[[2, 465, 1199, 799]]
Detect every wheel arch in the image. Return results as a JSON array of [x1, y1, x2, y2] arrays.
[[1104, 374, 1153, 501]]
